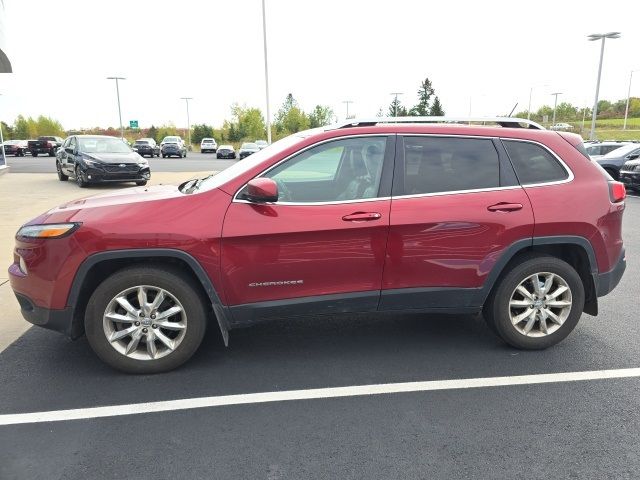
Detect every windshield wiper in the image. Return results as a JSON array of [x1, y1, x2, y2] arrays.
[[179, 178, 199, 193]]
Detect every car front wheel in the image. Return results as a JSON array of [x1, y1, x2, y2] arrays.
[[484, 254, 585, 349], [56, 161, 68, 181], [75, 166, 88, 188], [84, 266, 207, 374]]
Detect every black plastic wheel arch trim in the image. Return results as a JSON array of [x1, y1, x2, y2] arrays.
[[67, 248, 230, 346]]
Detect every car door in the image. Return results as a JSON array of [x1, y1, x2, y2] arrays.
[[63, 136, 78, 174], [380, 134, 534, 311], [221, 135, 395, 324]]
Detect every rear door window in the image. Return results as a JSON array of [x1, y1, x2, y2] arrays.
[[502, 140, 569, 185], [401, 136, 500, 195]]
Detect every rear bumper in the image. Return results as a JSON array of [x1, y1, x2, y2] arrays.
[[595, 248, 626, 297], [14, 293, 80, 339]]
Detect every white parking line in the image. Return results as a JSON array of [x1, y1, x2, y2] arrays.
[[1, 367, 639, 426]]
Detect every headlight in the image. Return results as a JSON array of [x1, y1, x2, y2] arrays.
[[83, 157, 100, 165], [17, 223, 81, 239]]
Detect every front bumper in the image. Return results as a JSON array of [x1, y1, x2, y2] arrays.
[[84, 166, 150, 183], [14, 292, 80, 338], [595, 248, 626, 297], [620, 171, 640, 189], [217, 152, 235, 158]]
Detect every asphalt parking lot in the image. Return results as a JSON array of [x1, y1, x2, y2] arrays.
[[0, 166, 639, 478], [5, 151, 236, 173]]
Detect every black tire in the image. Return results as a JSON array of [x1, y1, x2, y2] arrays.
[[75, 166, 88, 188], [48, 149, 55, 157], [183, 151, 187, 158], [135, 180, 147, 186], [56, 161, 68, 181], [162, 154, 166, 158], [84, 265, 207, 374], [32, 152, 38, 157], [484, 254, 585, 350]]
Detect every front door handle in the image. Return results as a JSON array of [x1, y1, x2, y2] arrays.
[[487, 202, 523, 212], [342, 212, 382, 222]]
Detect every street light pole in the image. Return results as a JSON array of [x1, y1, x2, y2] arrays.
[[342, 100, 353, 120], [106, 76, 126, 139], [261, 0, 271, 144], [623, 70, 638, 130], [180, 97, 193, 147], [587, 32, 621, 140], [390, 92, 403, 117], [551, 92, 562, 126]]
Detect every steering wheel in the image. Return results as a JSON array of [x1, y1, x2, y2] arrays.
[[273, 178, 293, 202]]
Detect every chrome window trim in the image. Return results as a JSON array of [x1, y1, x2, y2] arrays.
[[232, 133, 392, 206], [500, 138, 574, 188]]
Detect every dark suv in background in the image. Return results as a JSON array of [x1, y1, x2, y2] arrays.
[[132, 138, 160, 158], [56, 135, 151, 188], [10, 117, 626, 373]]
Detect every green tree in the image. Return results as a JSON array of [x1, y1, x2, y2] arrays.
[[233, 104, 266, 140], [308, 105, 334, 128], [35, 115, 65, 136], [388, 97, 407, 117], [13, 115, 31, 139], [156, 124, 179, 142], [274, 94, 309, 134], [1, 121, 13, 140], [430, 96, 445, 116], [555, 102, 578, 121], [191, 124, 215, 145], [409, 78, 435, 116], [147, 125, 159, 143], [629, 97, 640, 117]]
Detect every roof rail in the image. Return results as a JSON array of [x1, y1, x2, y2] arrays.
[[330, 116, 545, 130]]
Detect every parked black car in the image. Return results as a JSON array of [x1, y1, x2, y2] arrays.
[[27, 136, 64, 157], [56, 135, 151, 188], [597, 143, 640, 180], [216, 144, 236, 159], [133, 138, 160, 158], [2, 139, 29, 156], [620, 158, 640, 191], [238, 142, 260, 159]]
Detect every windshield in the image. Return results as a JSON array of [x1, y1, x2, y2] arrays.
[[603, 143, 639, 158], [197, 134, 306, 192], [242, 143, 258, 149], [134, 140, 149, 145], [79, 137, 131, 154], [163, 137, 180, 143], [202, 139, 214, 143]]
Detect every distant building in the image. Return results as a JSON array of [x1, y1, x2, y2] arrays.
[[0, 0, 12, 73]]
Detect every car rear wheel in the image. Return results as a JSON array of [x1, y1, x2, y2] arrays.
[[56, 161, 68, 181], [84, 266, 207, 374], [136, 180, 148, 186], [49, 149, 55, 157], [484, 254, 584, 349], [32, 152, 38, 157]]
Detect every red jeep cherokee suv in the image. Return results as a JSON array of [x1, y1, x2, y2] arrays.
[[8, 118, 626, 373]]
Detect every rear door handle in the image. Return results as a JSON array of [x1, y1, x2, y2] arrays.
[[342, 212, 382, 222], [487, 202, 523, 212]]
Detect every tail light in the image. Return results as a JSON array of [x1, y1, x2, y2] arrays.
[[608, 181, 626, 203]]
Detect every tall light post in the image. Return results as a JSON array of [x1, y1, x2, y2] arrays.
[[261, 0, 271, 144], [390, 92, 403, 117], [106, 77, 126, 139], [527, 84, 548, 120], [180, 97, 193, 147], [551, 92, 562, 126], [587, 32, 621, 140], [623, 70, 639, 130], [342, 100, 353, 120]]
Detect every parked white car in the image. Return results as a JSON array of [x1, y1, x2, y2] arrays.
[[200, 138, 218, 153], [550, 123, 573, 131]]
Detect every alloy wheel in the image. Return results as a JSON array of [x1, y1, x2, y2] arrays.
[[508, 272, 573, 337], [103, 285, 188, 361]]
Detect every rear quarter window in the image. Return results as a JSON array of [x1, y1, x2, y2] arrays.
[[502, 140, 569, 185]]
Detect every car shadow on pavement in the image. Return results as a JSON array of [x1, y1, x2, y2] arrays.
[[0, 310, 630, 413]]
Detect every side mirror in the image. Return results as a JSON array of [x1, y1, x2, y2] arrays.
[[65, 147, 75, 154], [627, 154, 640, 160], [245, 178, 278, 203]]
